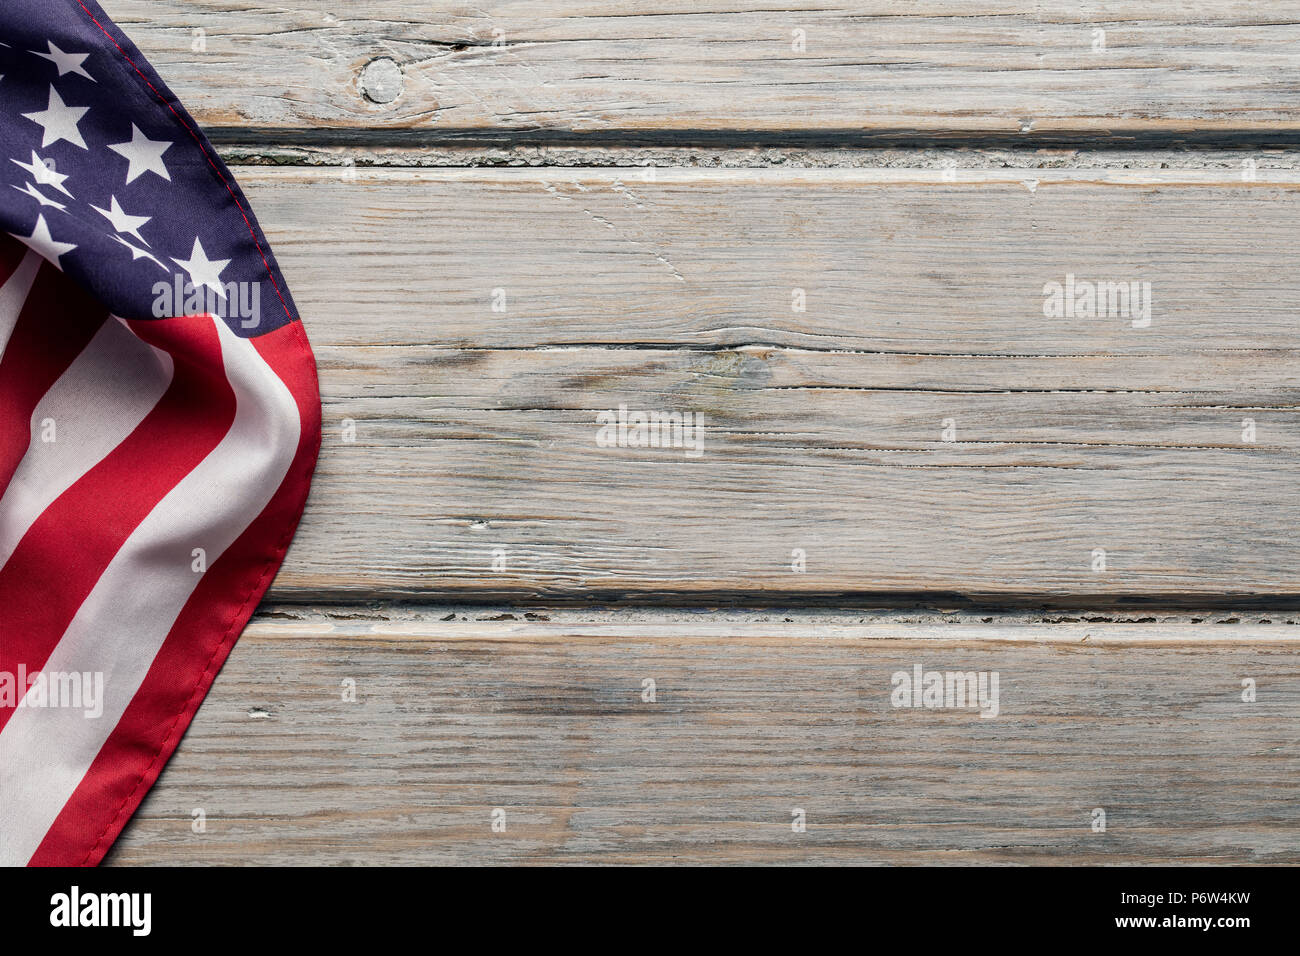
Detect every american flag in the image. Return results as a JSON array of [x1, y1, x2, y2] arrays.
[[0, 1, 320, 865]]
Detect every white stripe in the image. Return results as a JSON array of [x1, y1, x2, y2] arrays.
[[0, 317, 300, 865], [0, 250, 41, 357], [0, 317, 173, 571]]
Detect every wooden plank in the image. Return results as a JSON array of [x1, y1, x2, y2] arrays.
[[103, 1, 1300, 142], [228, 166, 1300, 602], [107, 613, 1300, 865]]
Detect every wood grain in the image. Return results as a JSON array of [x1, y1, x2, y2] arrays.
[[102, 1, 1300, 143], [224, 166, 1300, 603], [82, 3, 1300, 868], [106, 613, 1300, 865]]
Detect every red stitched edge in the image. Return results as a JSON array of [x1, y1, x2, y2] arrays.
[[76, 484, 298, 866], [73, 0, 295, 322], [75, 322, 320, 866], [60, 2, 321, 864]]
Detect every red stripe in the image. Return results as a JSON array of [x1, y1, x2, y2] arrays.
[[0, 314, 236, 738], [30, 319, 320, 866], [0, 263, 106, 496], [0, 236, 27, 288]]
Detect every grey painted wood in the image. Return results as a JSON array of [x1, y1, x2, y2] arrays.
[[103, 1, 1300, 143], [213, 166, 1300, 603], [106, 612, 1300, 865], [76, 6, 1300, 866]]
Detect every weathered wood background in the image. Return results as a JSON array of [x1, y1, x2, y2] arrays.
[[101, 1, 1300, 865]]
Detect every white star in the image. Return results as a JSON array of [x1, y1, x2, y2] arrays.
[[107, 124, 172, 184], [111, 234, 164, 269], [9, 214, 77, 270], [91, 196, 152, 246], [33, 41, 94, 81], [11, 182, 67, 212], [172, 238, 231, 298], [21, 86, 90, 150], [11, 151, 73, 198]]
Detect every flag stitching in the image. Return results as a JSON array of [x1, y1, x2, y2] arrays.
[[78, 499, 297, 864], [72, 0, 296, 322], [0, 0, 323, 865]]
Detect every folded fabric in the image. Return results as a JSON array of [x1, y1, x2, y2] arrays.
[[0, 0, 320, 866]]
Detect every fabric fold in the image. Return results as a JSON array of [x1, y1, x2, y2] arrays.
[[0, 0, 320, 866]]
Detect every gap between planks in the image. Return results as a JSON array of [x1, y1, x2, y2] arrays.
[[229, 164, 1300, 188], [203, 129, 1300, 152], [217, 145, 1300, 172], [249, 606, 1300, 646]]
